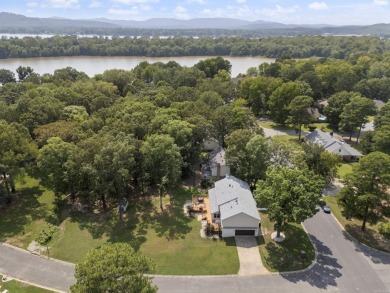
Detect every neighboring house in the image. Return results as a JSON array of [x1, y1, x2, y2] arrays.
[[209, 146, 230, 178], [306, 130, 363, 161], [202, 138, 220, 151], [208, 175, 260, 237]]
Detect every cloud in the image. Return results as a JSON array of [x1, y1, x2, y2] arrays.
[[43, 0, 80, 8], [89, 1, 102, 8], [111, 0, 159, 4], [373, 0, 388, 5], [27, 1, 39, 8], [174, 5, 190, 19], [256, 4, 299, 17], [108, 4, 151, 15], [187, 0, 207, 4], [236, 0, 246, 3], [308, 2, 328, 10]]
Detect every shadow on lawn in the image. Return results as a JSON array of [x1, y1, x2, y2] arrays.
[[151, 189, 192, 241], [262, 224, 314, 272], [67, 188, 193, 250], [0, 186, 48, 242], [282, 234, 342, 290]]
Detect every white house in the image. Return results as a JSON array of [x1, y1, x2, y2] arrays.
[[208, 175, 260, 237], [306, 130, 363, 161], [209, 146, 230, 178]]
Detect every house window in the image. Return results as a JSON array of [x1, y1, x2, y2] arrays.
[[214, 213, 220, 219]]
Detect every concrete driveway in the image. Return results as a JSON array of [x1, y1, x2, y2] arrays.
[[235, 236, 268, 276]]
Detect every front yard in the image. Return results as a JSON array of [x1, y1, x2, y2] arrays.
[[258, 212, 315, 272], [0, 275, 53, 293]]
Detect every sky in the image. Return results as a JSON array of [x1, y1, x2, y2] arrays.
[[3, 0, 390, 25]]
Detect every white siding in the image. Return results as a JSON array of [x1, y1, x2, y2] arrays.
[[222, 213, 259, 228]]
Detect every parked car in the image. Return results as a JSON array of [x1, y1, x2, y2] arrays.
[[323, 205, 331, 213]]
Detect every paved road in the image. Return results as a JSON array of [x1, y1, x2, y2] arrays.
[[1, 211, 389, 293], [153, 211, 390, 293], [0, 244, 75, 293]]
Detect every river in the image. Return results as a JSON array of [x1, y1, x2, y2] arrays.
[[0, 56, 275, 77]]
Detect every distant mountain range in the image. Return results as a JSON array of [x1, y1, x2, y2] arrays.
[[0, 12, 389, 36]]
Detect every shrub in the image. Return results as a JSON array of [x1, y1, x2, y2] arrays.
[[378, 223, 390, 238]]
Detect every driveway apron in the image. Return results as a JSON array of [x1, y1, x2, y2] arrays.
[[235, 236, 268, 276]]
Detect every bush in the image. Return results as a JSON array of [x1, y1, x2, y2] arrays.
[[378, 223, 390, 238]]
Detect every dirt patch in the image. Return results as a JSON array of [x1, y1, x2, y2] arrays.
[[346, 224, 390, 253]]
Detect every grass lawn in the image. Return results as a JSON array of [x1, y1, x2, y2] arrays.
[[258, 212, 315, 272], [2, 176, 239, 275], [0, 275, 53, 293], [0, 176, 57, 249], [337, 162, 358, 179], [323, 196, 390, 253]]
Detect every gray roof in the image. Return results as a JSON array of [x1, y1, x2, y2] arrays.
[[209, 146, 227, 167], [209, 175, 260, 222], [306, 130, 363, 157]]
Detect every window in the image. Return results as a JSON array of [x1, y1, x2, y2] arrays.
[[214, 213, 220, 219]]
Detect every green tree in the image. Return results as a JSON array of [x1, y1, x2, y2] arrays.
[[16, 66, 34, 81], [195, 57, 231, 78], [338, 152, 390, 231], [267, 81, 312, 124], [324, 91, 357, 127], [35, 222, 59, 259], [71, 243, 156, 293], [142, 134, 183, 210], [339, 96, 376, 142], [0, 69, 16, 85], [301, 142, 340, 183], [287, 95, 314, 140], [255, 166, 324, 238]]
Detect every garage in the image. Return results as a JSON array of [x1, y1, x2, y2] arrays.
[[235, 229, 256, 236]]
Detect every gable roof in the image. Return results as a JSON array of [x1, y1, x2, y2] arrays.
[[306, 130, 363, 157], [209, 175, 260, 222], [209, 146, 227, 167]]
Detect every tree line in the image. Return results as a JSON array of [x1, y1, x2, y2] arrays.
[[0, 35, 387, 59]]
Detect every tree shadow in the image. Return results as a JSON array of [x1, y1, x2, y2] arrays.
[[0, 186, 48, 242], [281, 234, 343, 290], [342, 228, 390, 265], [150, 189, 192, 241]]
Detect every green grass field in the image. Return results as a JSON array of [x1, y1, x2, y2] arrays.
[[337, 162, 358, 179], [258, 121, 335, 133], [258, 212, 315, 272], [0, 275, 53, 293], [2, 176, 239, 275], [323, 196, 390, 253]]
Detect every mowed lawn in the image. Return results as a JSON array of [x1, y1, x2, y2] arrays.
[[258, 212, 315, 272], [0, 275, 54, 293], [2, 176, 239, 275]]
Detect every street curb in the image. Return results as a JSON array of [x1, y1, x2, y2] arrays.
[[0, 270, 66, 293], [0, 243, 76, 267], [329, 213, 390, 256]]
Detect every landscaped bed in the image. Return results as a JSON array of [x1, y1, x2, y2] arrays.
[[258, 212, 315, 272], [1, 176, 239, 275], [323, 196, 390, 253]]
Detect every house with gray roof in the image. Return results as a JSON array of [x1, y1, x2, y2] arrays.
[[208, 175, 260, 237], [209, 146, 230, 178], [306, 130, 363, 161]]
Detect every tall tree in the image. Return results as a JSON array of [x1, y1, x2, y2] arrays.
[[324, 91, 356, 127], [339, 96, 376, 142], [142, 134, 183, 210], [71, 243, 156, 293], [338, 152, 390, 231], [16, 66, 34, 82], [287, 95, 314, 140], [0, 69, 16, 85], [255, 166, 324, 238]]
